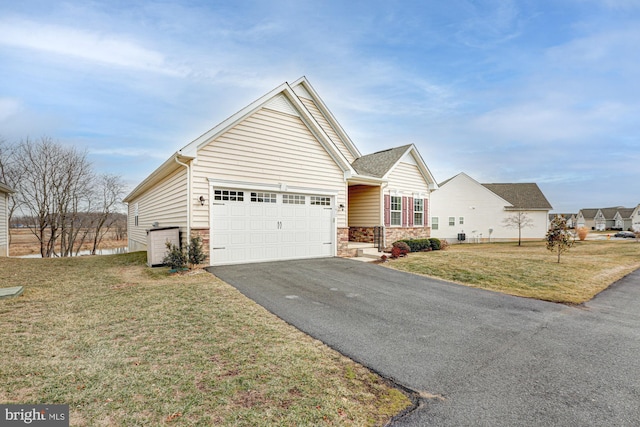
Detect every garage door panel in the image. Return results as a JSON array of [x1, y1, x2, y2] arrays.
[[210, 189, 335, 266]]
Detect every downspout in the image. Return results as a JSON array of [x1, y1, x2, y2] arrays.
[[175, 154, 191, 252], [381, 182, 388, 250]]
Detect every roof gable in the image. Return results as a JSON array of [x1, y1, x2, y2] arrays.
[[437, 172, 513, 206], [125, 77, 357, 202], [290, 77, 361, 161], [600, 207, 623, 219], [616, 208, 635, 219], [351, 144, 437, 188], [179, 78, 355, 174]]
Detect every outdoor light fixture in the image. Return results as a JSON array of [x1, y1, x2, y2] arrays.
[[199, 195, 206, 206], [339, 203, 345, 211]]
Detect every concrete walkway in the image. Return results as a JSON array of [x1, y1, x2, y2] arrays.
[[209, 258, 640, 426]]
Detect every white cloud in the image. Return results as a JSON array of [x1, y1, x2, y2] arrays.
[[0, 98, 22, 122], [0, 17, 189, 77]]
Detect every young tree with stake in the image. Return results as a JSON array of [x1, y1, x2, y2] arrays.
[[546, 216, 574, 263]]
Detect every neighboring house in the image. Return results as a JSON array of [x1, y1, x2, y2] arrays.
[[598, 207, 620, 231], [124, 77, 438, 266], [613, 208, 634, 230], [429, 172, 552, 243], [549, 213, 577, 228], [0, 183, 14, 257], [631, 204, 640, 232], [576, 209, 600, 230]]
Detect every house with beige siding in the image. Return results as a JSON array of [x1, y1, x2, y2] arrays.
[[577, 209, 599, 230], [124, 77, 438, 266], [0, 183, 14, 257], [429, 173, 552, 243]]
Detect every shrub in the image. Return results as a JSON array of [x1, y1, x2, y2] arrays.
[[391, 241, 411, 258], [163, 241, 187, 271], [399, 238, 431, 252], [188, 236, 207, 267], [429, 238, 441, 251], [576, 227, 589, 241], [440, 239, 449, 250]]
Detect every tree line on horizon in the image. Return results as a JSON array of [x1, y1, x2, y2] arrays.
[[1, 136, 127, 257]]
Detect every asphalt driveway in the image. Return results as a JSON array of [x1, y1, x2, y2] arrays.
[[209, 258, 640, 426]]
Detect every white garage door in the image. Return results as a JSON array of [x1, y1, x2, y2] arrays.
[[210, 188, 335, 266]]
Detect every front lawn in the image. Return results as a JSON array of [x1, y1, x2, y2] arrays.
[[386, 240, 640, 304], [0, 253, 410, 426]]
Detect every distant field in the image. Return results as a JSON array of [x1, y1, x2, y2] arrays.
[[0, 253, 410, 425], [9, 228, 127, 257], [387, 240, 640, 304]]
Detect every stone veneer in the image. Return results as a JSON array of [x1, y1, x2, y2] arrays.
[[384, 227, 431, 250], [348, 226, 376, 243], [190, 228, 210, 265], [337, 227, 355, 257]]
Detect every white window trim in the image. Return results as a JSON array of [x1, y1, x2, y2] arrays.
[[390, 196, 402, 227], [414, 198, 424, 226]]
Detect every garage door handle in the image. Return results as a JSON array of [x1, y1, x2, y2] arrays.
[[212, 247, 226, 250]]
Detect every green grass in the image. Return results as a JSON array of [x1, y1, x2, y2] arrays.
[[387, 240, 640, 304], [0, 253, 410, 426]]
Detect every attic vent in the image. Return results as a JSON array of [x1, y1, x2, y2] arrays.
[[264, 94, 299, 117]]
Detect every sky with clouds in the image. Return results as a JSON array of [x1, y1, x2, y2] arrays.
[[0, 0, 638, 213]]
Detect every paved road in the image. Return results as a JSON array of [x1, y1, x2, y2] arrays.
[[209, 258, 640, 426]]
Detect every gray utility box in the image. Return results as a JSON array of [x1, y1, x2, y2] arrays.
[[146, 226, 180, 267]]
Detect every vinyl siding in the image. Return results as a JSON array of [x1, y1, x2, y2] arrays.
[[298, 97, 357, 164], [0, 192, 7, 256], [386, 162, 431, 194], [127, 166, 188, 251], [348, 185, 380, 226], [192, 107, 347, 228], [430, 174, 549, 241]]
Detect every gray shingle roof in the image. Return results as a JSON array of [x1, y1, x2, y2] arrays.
[[351, 144, 412, 178], [616, 208, 635, 219], [579, 209, 599, 219], [600, 207, 624, 219], [482, 183, 553, 210]]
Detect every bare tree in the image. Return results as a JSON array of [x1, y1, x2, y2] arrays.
[[13, 137, 93, 257], [4, 136, 126, 257], [0, 137, 24, 245], [502, 211, 534, 246], [89, 173, 126, 255]]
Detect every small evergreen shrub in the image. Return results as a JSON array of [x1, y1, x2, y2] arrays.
[[188, 236, 206, 267], [429, 238, 441, 251], [399, 238, 431, 252], [163, 241, 187, 271]]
